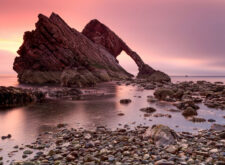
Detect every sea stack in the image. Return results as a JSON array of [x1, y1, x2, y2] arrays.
[[13, 13, 170, 87]]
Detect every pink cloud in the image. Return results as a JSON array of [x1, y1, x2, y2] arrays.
[[0, 0, 225, 75]]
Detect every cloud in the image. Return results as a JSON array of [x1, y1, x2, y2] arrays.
[[0, 0, 225, 75]]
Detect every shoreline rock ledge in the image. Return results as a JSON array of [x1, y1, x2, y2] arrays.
[[0, 86, 45, 109], [13, 12, 170, 87]]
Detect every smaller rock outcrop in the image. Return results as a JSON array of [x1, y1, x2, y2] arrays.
[[0, 86, 45, 109], [144, 125, 178, 147]]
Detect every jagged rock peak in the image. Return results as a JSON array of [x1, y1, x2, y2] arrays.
[[13, 13, 132, 87]]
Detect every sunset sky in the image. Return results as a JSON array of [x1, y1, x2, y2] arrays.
[[1, 0, 225, 76]]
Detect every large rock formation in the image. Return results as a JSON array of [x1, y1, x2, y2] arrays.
[[82, 19, 170, 82], [13, 13, 170, 87], [13, 13, 132, 87]]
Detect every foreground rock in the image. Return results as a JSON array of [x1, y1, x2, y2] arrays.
[[10, 124, 225, 165], [144, 125, 178, 147], [0, 86, 45, 109], [13, 13, 132, 87]]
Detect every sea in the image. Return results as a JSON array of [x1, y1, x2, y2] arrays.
[[0, 75, 225, 163]]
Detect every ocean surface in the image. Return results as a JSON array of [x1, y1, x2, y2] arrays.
[[0, 75, 225, 163]]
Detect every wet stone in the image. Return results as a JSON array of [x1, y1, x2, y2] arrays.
[[120, 99, 132, 104], [155, 159, 175, 165], [182, 107, 197, 117], [23, 150, 33, 155], [140, 107, 157, 113], [208, 119, 216, 122]]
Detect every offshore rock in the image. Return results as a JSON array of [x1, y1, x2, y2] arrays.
[[13, 13, 132, 87], [82, 19, 170, 82]]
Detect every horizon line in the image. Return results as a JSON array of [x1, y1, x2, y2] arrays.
[[170, 75, 225, 77]]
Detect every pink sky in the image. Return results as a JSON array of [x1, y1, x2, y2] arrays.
[[1, 0, 225, 76]]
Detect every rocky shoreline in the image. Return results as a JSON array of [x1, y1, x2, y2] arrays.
[[0, 79, 225, 164], [123, 78, 225, 122], [2, 123, 225, 165]]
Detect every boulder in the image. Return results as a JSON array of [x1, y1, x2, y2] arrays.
[[175, 100, 199, 110], [182, 107, 198, 117], [154, 88, 175, 101], [144, 125, 178, 147]]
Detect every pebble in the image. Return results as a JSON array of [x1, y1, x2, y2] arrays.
[[1, 134, 11, 140], [23, 150, 33, 155]]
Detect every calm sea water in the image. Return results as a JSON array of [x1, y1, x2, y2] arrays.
[[1, 75, 225, 86], [172, 76, 225, 83], [0, 75, 225, 163]]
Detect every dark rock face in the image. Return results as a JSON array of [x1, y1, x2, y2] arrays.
[[0, 86, 45, 109], [13, 13, 132, 87], [82, 19, 170, 82]]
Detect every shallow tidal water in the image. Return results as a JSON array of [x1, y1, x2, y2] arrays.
[[0, 75, 225, 163]]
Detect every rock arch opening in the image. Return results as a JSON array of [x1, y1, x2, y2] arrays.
[[82, 19, 156, 78], [117, 51, 138, 76], [82, 19, 170, 81]]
